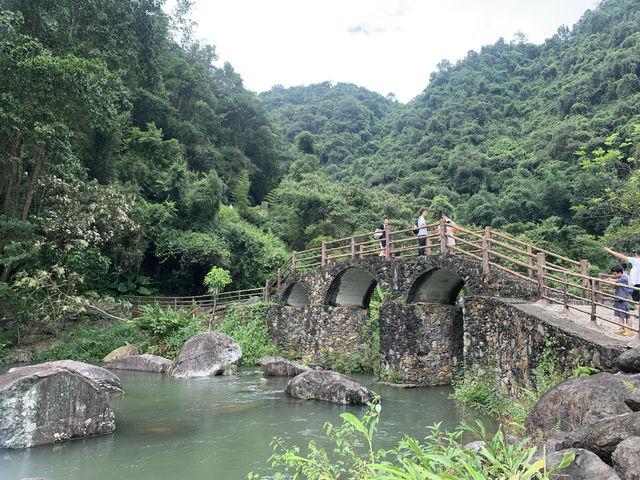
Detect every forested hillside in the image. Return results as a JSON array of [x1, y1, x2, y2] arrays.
[[0, 0, 290, 304], [261, 0, 640, 260], [2, 0, 640, 348]]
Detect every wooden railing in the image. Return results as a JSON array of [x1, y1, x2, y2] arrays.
[[125, 287, 264, 315], [126, 218, 639, 340]]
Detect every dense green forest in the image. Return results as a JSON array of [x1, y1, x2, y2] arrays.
[[1, 0, 640, 348], [260, 0, 640, 258]]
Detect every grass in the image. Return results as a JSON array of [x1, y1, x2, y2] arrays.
[[33, 321, 148, 363]]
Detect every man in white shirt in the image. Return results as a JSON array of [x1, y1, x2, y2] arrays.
[[417, 209, 428, 256], [604, 247, 640, 301]]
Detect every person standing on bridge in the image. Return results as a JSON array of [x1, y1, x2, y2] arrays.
[[417, 209, 428, 256], [604, 247, 640, 303], [610, 264, 633, 335], [437, 212, 458, 254], [374, 218, 389, 256]]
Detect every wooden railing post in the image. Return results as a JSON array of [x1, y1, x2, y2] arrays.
[[439, 217, 447, 254], [527, 244, 534, 278], [359, 244, 364, 259], [595, 277, 602, 303], [426, 235, 432, 255], [385, 231, 392, 261], [562, 272, 569, 313], [351, 237, 356, 260], [277, 268, 282, 289], [321, 240, 327, 267], [482, 226, 491, 275], [291, 251, 297, 274], [588, 278, 598, 327], [263, 279, 269, 302], [580, 260, 590, 299], [537, 252, 546, 299]]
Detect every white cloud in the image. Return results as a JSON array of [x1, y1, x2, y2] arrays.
[[180, 0, 598, 102]]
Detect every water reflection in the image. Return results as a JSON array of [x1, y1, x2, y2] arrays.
[[1, 368, 495, 480]]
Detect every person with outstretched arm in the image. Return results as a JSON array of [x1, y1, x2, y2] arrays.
[[604, 247, 640, 302]]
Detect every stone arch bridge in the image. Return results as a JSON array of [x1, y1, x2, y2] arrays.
[[266, 253, 551, 387], [261, 223, 628, 390]]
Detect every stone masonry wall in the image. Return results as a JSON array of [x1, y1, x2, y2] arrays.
[[266, 305, 371, 365], [379, 302, 463, 386], [463, 296, 627, 394]]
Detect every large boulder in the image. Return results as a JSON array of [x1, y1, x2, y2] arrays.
[[612, 436, 640, 480], [525, 373, 640, 436], [107, 354, 171, 373], [9, 360, 123, 398], [0, 364, 115, 448], [169, 332, 242, 378], [259, 356, 309, 376], [543, 448, 621, 480], [285, 370, 377, 404], [560, 412, 640, 463], [626, 389, 640, 412], [616, 347, 640, 373], [103, 344, 142, 363]]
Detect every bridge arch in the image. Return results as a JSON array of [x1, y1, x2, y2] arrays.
[[325, 266, 377, 308], [282, 282, 310, 306], [407, 268, 465, 305]]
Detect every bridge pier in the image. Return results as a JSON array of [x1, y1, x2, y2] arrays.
[[379, 302, 464, 386], [266, 305, 372, 366]]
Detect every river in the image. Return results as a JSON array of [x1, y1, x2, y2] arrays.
[[1, 368, 493, 480]]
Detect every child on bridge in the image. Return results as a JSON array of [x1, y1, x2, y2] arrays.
[[611, 263, 633, 335]]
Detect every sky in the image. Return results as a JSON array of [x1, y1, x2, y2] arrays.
[[177, 0, 599, 103]]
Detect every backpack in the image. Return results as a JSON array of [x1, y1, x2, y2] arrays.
[[413, 221, 420, 235]]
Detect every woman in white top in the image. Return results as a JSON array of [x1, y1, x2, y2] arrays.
[[438, 212, 458, 254]]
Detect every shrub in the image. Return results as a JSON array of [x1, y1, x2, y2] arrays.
[[452, 365, 506, 415], [248, 401, 575, 480], [130, 304, 206, 359], [217, 304, 280, 365], [149, 321, 205, 359]]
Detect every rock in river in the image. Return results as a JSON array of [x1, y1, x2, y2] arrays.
[[169, 332, 242, 378], [9, 360, 123, 398], [103, 344, 142, 363], [0, 364, 115, 448], [285, 370, 377, 404], [106, 353, 172, 373], [259, 356, 309, 376]]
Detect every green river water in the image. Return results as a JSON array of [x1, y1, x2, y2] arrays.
[[1, 368, 493, 480]]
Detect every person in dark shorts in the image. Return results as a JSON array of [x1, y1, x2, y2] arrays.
[[611, 263, 633, 335], [605, 247, 640, 302], [374, 218, 389, 256]]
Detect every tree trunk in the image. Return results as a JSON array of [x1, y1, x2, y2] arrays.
[[2, 134, 22, 214], [20, 146, 44, 221], [0, 265, 11, 283], [1, 146, 44, 283]]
